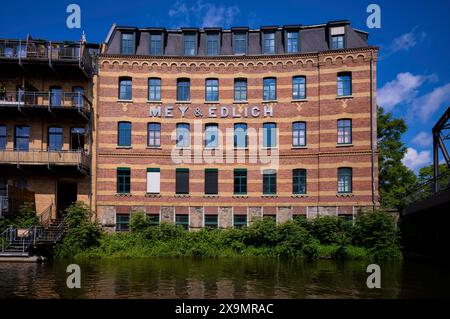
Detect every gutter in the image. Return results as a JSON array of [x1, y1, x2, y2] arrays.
[[370, 49, 376, 210]]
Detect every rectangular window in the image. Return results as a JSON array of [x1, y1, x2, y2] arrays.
[[205, 123, 218, 148], [117, 168, 131, 194], [119, 78, 132, 100], [70, 127, 85, 151], [292, 76, 306, 100], [234, 79, 247, 101], [176, 168, 189, 194], [14, 125, 29, 151], [337, 119, 352, 144], [234, 32, 247, 54], [205, 215, 218, 229], [118, 122, 131, 147], [263, 123, 277, 148], [263, 170, 277, 195], [338, 168, 352, 193], [146, 168, 160, 194], [331, 35, 344, 49], [233, 169, 247, 195], [176, 214, 189, 230], [116, 214, 130, 231], [234, 123, 247, 148], [337, 73, 352, 96], [292, 122, 306, 147], [147, 214, 160, 226], [184, 34, 197, 56], [233, 215, 247, 228], [293, 169, 307, 194], [206, 33, 219, 55], [205, 169, 218, 195], [48, 127, 63, 151], [177, 79, 190, 101], [121, 33, 134, 54], [148, 123, 161, 147], [0, 125, 6, 149], [287, 31, 299, 53], [205, 79, 219, 101], [176, 123, 190, 148], [150, 34, 162, 55], [72, 86, 84, 107], [263, 32, 276, 54], [50, 86, 62, 107], [263, 78, 277, 101], [148, 78, 161, 101]]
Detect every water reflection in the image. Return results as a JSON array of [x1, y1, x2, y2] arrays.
[[0, 258, 447, 299]]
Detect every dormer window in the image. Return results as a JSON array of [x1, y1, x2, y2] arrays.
[[233, 32, 247, 54], [263, 32, 276, 54], [206, 33, 220, 55], [121, 33, 134, 55], [150, 34, 163, 55], [330, 26, 345, 49], [286, 31, 299, 53], [183, 33, 197, 56]]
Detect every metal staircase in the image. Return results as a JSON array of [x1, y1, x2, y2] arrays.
[[0, 216, 67, 257]]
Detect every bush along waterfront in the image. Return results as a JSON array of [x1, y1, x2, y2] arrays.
[[54, 203, 402, 260]]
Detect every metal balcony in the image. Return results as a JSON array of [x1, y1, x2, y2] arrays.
[[0, 148, 89, 174], [0, 91, 91, 119], [0, 39, 94, 77]]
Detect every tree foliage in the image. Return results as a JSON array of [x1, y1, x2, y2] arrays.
[[377, 106, 417, 208]]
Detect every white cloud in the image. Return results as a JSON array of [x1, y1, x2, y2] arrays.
[[168, 1, 240, 28], [382, 27, 426, 58], [377, 72, 425, 111], [411, 83, 450, 122], [402, 147, 431, 172], [412, 131, 432, 147]]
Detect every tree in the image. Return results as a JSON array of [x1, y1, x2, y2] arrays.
[[377, 106, 416, 208]]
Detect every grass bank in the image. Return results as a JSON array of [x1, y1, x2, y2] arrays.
[[54, 202, 402, 260]]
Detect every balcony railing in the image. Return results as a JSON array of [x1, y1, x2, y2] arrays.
[[0, 39, 94, 76], [0, 91, 91, 116], [0, 148, 89, 172]]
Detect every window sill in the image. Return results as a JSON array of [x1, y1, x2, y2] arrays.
[[175, 147, 191, 150], [204, 147, 220, 150], [234, 147, 248, 150], [233, 194, 248, 198], [145, 193, 161, 198], [292, 146, 308, 149], [116, 146, 132, 149], [291, 99, 308, 102], [204, 101, 220, 104], [146, 100, 162, 104], [174, 194, 190, 198], [204, 194, 219, 198], [336, 95, 353, 100], [336, 143, 353, 147], [292, 194, 308, 198], [261, 147, 278, 150], [115, 193, 132, 197], [261, 194, 278, 198], [336, 193, 354, 197], [146, 146, 162, 149], [175, 101, 191, 104], [262, 100, 278, 103], [117, 99, 133, 103], [233, 100, 249, 104]]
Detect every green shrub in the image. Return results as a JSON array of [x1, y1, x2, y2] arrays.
[[129, 211, 150, 232], [310, 216, 352, 245], [243, 218, 279, 247]]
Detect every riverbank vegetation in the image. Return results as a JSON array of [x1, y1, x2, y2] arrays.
[[54, 202, 401, 260]]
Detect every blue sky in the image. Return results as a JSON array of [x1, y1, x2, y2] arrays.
[[2, 0, 450, 172]]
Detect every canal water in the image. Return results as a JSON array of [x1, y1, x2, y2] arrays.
[[0, 258, 448, 298]]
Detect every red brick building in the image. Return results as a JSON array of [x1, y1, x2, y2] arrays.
[[94, 21, 378, 231]]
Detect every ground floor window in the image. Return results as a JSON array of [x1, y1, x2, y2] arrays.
[[116, 214, 130, 231], [338, 214, 353, 222], [233, 215, 247, 228], [263, 215, 276, 222], [175, 214, 189, 230], [204, 215, 218, 229], [147, 214, 160, 226]]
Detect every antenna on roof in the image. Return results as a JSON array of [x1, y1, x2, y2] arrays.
[[81, 30, 87, 43]]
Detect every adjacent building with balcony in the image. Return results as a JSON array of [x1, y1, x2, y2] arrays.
[[95, 21, 379, 231], [0, 35, 98, 219]]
